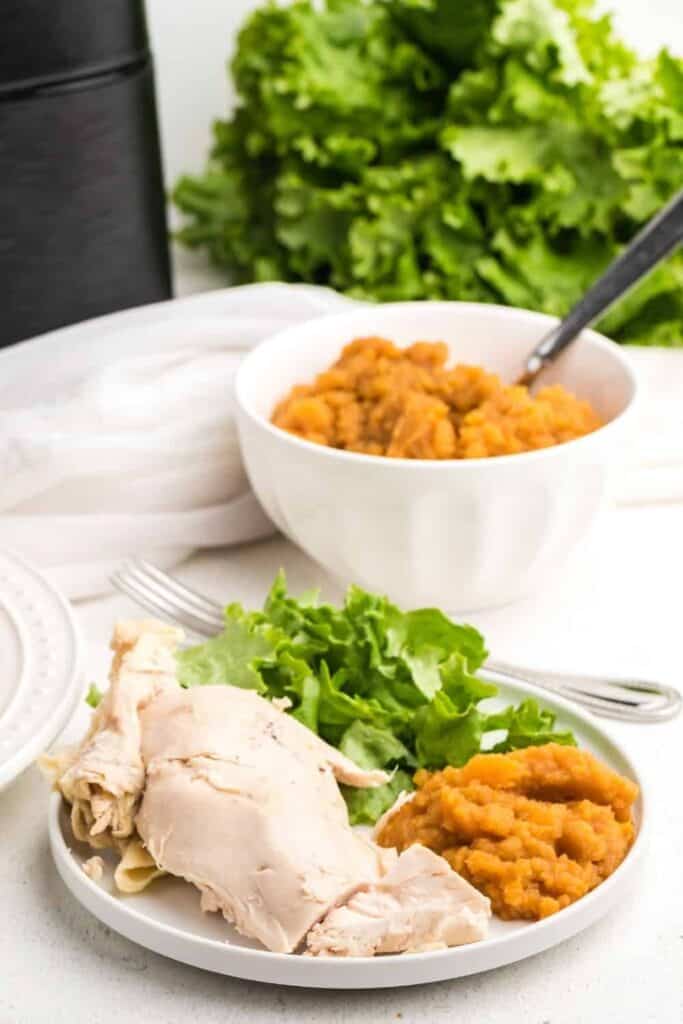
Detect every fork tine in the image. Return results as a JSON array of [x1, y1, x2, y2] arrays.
[[110, 572, 184, 625], [132, 559, 225, 621], [121, 562, 223, 632], [111, 570, 218, 638], [121, 565, 221, 636]]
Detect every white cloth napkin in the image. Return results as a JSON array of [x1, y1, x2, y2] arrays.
[[0, 284, 357, 598], [1, 283, 681, 599]]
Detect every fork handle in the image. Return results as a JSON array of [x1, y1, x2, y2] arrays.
[[485, 658, 682, 723]]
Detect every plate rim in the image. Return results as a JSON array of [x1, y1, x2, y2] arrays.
[[47, 678, 647, 988], [0, 548, 84, 789]]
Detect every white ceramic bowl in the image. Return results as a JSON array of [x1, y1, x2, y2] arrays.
[[234, 302, 637, 610]]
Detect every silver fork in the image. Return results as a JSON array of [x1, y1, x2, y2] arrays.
[[111, 559, 681, 724]]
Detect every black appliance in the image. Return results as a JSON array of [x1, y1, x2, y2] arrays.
[[0, 0, 172, 347]]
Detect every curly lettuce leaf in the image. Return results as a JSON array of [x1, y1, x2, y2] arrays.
[[174, 0, 683, 346], [385, 0, 498, 69], [491, 0, 591, 86], [343, 769, 415, 825], [177, 572, 575, 822], [337, 720, 417, 823], [485, 699, 576, 752]]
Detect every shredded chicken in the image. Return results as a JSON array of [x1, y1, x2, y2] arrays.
[[81, 856, 104, 882], [47, 620, 182, 849], [47, 620, 491, 956]]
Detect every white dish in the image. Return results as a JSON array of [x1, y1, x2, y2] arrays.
[[0, 549, 82, 790], [49, 677, 645, 989], [235, 302, 637, 611]]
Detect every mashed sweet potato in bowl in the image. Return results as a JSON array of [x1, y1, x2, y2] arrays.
[[271, 338, 603, 460], [235, 302, 637, 610]]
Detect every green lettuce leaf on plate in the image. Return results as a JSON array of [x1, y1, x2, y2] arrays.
[[177, 572, 575, 824]]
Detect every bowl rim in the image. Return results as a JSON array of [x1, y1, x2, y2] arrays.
[[234, 300, 639, 470]]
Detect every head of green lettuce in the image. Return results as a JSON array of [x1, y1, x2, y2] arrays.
[[174, 0, 683, 347]]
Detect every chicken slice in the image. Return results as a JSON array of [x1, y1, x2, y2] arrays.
[[306, 845, 491, 957], [51, 620, 182, 845], [136, 684, 393, 953]]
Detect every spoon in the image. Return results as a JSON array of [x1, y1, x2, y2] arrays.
[[518, 187, 683, 387]]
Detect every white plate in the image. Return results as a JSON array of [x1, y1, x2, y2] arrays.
[[0, 549, 83, 790], [49, 678, 645, 988]]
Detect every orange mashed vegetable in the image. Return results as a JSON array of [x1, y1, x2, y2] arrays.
[[377, 744, 638, 920], [271, 337, 602, 459]]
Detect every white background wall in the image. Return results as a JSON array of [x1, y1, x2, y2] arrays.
[[146, 0, 682, 192]]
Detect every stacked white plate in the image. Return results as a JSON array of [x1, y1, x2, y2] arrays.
[[0, 548, 82, 789]]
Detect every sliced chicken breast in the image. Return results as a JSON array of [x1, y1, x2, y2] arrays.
[[137, 684, 393, 953], [306, 844, 491, 957], [48, 619, 491, 958]]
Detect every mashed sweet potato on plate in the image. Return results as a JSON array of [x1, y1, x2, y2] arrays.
[[272, 337, 602, 459], [376, 744, 638, 920]]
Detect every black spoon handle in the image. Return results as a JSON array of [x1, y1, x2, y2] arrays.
[[520, 187, 683, 383]]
